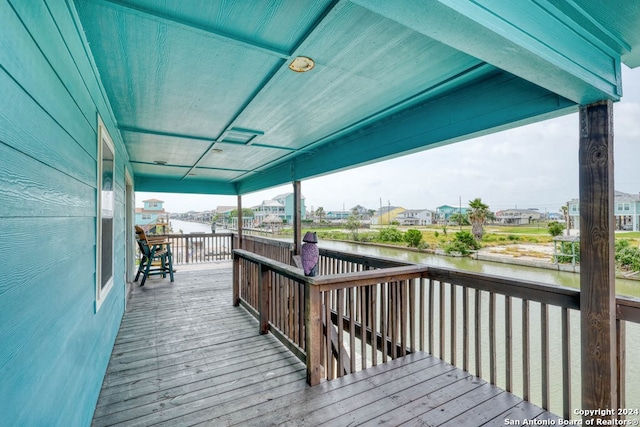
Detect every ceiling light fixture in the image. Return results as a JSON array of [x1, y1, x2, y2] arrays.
[[153, 160, 167, 165], [210, 148, 223, 154], [289, 56, 315, 73]]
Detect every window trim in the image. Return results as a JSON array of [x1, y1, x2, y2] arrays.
[[96, 116, 115, 312]]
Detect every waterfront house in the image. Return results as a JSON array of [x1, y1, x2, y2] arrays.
[[2, 1, 639, 425], [371, 206, 406, 225], [252, 192, 306, 225], [568, 191, 640, 231], [397, 209, 434, 226], [495, 209, 542, 225], [325, 210, 350, 221], [134, 198, 166, 225], [435, 205, 468, 224]]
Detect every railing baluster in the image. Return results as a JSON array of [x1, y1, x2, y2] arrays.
[[505, 295, 512, 392], [541, 303, 549, 410], [258, 263, 269, 334], [523, 299, 530, 401], [381, 282, 388, 364], [337, 288, 344, 378], [371, 284, 378, 366], [440, 281, 445, 360], [410, 278, 416, 353], [617, 318, 626, 418], [490, 292, 496, 385], [360, 286, 367, 368], [391, 282, 397, 359], [562, 307, 572, 420], [428, 279, 434, 355], [475, 289, 482, 378], [451, 284, 457, 366], [400, 280, 407, 357], [419, 278, 425, 352], [463, 286, 469, 372], [324, 291, 333, 380], [349, 286, 356, 372]]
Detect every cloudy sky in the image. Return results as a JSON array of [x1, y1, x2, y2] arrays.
[[137, 66, 640, 214]]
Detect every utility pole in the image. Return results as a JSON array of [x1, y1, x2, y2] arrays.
[[388, 200, 391, 226], [459, 196, 462, 231]]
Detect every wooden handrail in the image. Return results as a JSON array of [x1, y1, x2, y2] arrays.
[[150, 232, 234, 264]]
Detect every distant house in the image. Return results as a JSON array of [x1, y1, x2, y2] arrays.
[[547, 212, 563, 221], [252, 192, 306, 225], [326, 211, 350, 221], [351, 205, 370, 219], [371, 206, 406, 225], [135, 199, 169, 232], [435, 205, 468, 224], [568, 191, 640, 231], [495, 209, 541, 225], [396, 209, 434, 226], [253, 200, 285, 225]]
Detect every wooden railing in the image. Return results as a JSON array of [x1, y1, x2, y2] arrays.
[[146, 233, 234, 264], [232, 242, 640, 419], [237, 234, 293, 264]]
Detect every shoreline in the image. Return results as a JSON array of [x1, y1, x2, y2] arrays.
[[322, 238, 640, 281]]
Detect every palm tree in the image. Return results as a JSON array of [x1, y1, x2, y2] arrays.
[[561, 205, 569, 235], [468, 198, 490, 241], [315, 207, 325, 222]]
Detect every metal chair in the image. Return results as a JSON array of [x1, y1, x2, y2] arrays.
[[134, 226, 174, 286]]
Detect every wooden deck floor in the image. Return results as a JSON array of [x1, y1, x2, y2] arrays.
[[93, 263, 560, 426]]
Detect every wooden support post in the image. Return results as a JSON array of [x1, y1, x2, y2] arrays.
[[579, 100, 617, 417], [258, 263, 270, 334], [232, 252, 240, 306], [293, 181, 302, 257], [237, 195, 243, 250], [305, 281, 323, 385]]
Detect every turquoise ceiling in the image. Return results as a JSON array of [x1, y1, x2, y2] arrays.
[[73, 0, 640, 195]]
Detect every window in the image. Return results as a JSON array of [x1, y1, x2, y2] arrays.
[[141, 214, 151, 220], [96, 116, 115, 311]]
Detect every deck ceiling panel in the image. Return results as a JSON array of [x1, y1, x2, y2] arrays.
[[76, 0, 284, 138], [199, 143, 287, 172], [189, 168, 247, 181], [73, 0, 640, 195], [233, 2, 484, 151], [122, 131, 211, 166]]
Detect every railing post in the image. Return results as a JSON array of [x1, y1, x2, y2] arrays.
[[258, 263, 270, 335], [305, 280, 323, 386], [232, 252, 240, 306]]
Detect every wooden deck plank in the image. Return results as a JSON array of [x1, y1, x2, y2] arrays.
[[92, 264, 560, 427]]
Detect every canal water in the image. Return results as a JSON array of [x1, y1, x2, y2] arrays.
[[172, 221, 640, 414]]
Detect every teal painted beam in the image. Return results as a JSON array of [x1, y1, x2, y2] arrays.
[[351, 0, 622, 104], [237, 70, 577, 194], [134, 176, 237, 195]]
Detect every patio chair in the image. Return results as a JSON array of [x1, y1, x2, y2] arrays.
[[134, 226, 174, 286]]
